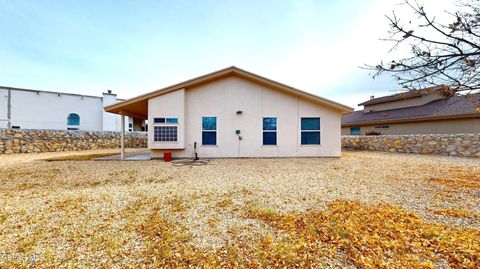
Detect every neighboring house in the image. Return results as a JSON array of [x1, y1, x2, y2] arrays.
[[0, 86, 146, 132], [105, 66, 353, 158], [342, 86, 480, 135]]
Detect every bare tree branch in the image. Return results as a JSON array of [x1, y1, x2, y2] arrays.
[[366, 0, 480, 94]]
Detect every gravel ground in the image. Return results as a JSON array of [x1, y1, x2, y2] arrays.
[[0, 150, 479, 267]]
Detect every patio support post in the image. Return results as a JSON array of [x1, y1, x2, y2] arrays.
[[121, 114, 125, 160]]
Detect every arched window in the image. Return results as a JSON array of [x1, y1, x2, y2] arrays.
[[67, 113, 80, 126]]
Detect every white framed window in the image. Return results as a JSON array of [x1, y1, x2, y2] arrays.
[[153, 117, 179, 142], [301, 117, 320, 145], [262, 117, 277, 145], [202, 116, 216, 145]]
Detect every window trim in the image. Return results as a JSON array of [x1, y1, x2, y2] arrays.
[[202, 116, 217, 146], [300, 117, 321, 145], [262, 117, 277, 146]]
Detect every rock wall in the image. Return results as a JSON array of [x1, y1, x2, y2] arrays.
[[342, 134, 480, 157], [0, 129, 147, 154]]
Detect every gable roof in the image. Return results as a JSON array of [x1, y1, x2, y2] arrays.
[[343, 93, 480, 126], [358, 85, 452, 106], [104, 66, 353, 119]]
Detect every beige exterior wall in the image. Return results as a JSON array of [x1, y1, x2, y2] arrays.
[[150, 76, 342, 158], [148, 89, 186, 149], [363, 93, 443, 112], [342, 117, 480, 135]]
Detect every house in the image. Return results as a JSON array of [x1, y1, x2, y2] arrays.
[[104, 66, 353, 159], [342, 86, 480, 135], [0, 86, 145, 132]]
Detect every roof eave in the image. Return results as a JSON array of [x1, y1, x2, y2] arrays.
[[104, 66, 354, 115]]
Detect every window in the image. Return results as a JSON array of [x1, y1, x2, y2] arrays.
[[263, 117, 277, 145], [67, 113, 80, 126], [301, 117, 320, 145], [67, 127, 79, 131], [154, 118, 165, 124], [154, 117, 178, 124], [202, 117, 216, 145], [153, 117, 178, 142], [154, 126, 178, 141], [375, 125, 390, 129], [129, 123, 133, 128], [11, 126, 20, 129], [166, 118, 178, 124], [350, 127, 361, 135]]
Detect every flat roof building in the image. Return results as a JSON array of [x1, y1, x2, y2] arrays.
[[0, 86, 145, 132]]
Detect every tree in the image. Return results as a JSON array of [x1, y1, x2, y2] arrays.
[[371, 0, 480, 94]]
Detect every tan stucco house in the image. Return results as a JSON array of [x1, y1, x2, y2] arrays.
[[105, 66, 353, 159], [342, 86, 480, 135]]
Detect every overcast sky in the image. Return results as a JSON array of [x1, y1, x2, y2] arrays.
[[0, 0, 455, 109]]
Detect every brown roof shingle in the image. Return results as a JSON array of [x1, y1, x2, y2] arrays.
[[342, 94, 480, 126], [358, 85, 450, 106]]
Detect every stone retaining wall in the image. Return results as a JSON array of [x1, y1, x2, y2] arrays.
[[0, 129, 147, 154], [342, 134, 480, 157]]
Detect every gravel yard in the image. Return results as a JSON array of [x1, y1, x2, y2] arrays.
[[0, 150, 479, 268]]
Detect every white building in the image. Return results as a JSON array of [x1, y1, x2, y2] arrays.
[[0, 86, 145, 132], [105, 66, 353, 158]]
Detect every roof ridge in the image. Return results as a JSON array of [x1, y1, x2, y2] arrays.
[[104, 66, 354, 116]]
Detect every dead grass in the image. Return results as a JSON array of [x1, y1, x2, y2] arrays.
[[244, 200, 480, 268], [0, 150, 479, 268]]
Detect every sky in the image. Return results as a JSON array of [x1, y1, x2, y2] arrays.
[[0, 0, 456, 109]]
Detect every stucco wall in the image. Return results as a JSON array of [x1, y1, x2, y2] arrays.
[[342, 118, 480, 135], [102, 93, 128, 131], [0, 129, 147, 154], [150, 76, 342, 158], [148, 89, 186, 149], [10, 90, 104, 130], [0, 88, 129, 132], [342, 133, 480, 157], [0, 89, 8, 128]]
